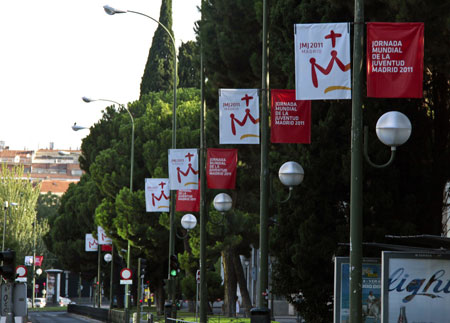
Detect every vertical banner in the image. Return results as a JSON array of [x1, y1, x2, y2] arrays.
[[367, 23, 424, 98], [270, 89, 311, 143], [294, 23, 351, 100], [97, 226, 112, 245], [219, 89, 260, 144], [206, 148, 238, 189], [176, 188, 200, 212], [85, 233, 98, 252], [34, 256, 43, 266], [145, 178, 170, 212], [168, 149, 199, 190]]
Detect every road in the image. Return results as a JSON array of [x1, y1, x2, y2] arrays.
[[28, 311, 103, 323]]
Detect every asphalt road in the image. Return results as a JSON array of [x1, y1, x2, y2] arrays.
[[28, 311, 104, 323]]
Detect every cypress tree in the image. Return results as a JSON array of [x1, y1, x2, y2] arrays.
[[140, 0, 175, 98]]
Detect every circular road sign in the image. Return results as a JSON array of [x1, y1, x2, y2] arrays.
[[120, 268, 132, 280], [16, 265, 28, 277]]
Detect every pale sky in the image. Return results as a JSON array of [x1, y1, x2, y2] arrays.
[[0, 0, 200, 151]]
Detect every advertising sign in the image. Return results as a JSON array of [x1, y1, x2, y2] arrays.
[[145, 178, 170, 212], [334, 257, 381, 323], [382, 252, 450, 323], [294, 23, 351, 100], [206, 148, 238, 189], [168, 149, 199, 190], [219, 89, 260, 144], [270, 89, 311, 144], [367, 23, 424, 98]]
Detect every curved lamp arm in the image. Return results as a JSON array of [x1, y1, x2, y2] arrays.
[[364, 126, 396, 169], [176, 230, 190, 240], [208, 212, 226, 226], [269, 177, 294, 204]]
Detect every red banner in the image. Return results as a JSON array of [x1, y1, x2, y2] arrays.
[[176, 188, 200, 212], [206, 149, 238, 189], [101, 244, 112, 252], [367, 23, 424, 98], [35, 256, 44, 266], [270, 90, 311, 143]]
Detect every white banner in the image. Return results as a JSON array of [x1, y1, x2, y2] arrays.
[[145, 178, 170, 212], [168, 149, 199, 190], [219, 89, 260, 144], [85, 233, 98, 252], [97, 226, 112, 245], [294, 23, 351, 100]]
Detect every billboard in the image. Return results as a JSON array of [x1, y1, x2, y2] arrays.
[[382, 252, 450, 322], [334, 257, 381, 323]]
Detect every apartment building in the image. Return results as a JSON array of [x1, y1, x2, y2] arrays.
[[0, 142, 83, 196]]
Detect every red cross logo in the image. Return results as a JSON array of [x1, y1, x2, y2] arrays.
[[158, 181, 166, 190], [185, 152, 195, 162], [324, 30, 342, 48], [241, 94, 253, 106]]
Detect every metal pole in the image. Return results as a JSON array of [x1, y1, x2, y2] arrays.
[[2, 201, 7, 252], [258, 0, 270, 313], [137, 258, 142, 322], [110, 245, 114, 309], [32, 217, 36, 308], [98, 244, 101, 308], [350, 0, 364, 322], [199, 1, 208, 322], [125, 104, 135, 312]]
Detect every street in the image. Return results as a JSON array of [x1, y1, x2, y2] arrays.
[[28, 311, 103, 323]]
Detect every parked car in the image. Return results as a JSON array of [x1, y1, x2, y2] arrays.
[[59, 297, 75, 307], [34, 298, 46, 308]]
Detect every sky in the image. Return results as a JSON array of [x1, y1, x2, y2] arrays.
[[0, 0, 200, 151]]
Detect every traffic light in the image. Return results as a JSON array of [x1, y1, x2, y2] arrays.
[[140, 258, 147, 277], [169, 255, 179, 277], [0, 250, 16, 281]]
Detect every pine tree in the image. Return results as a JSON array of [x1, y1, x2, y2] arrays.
[[140, 0, 175, 97]]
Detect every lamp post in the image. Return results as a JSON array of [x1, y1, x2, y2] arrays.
[[349, 0, 412, 321], [104, 251, 113, 309], [82, 96, 134, 311], [32, 210, 37, 309], [102, 5, 179, 312]]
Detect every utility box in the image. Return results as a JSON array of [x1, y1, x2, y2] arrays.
[[250, 307, 270, 323], [13, 283, 27, 317], [1, 282, 13, 322]]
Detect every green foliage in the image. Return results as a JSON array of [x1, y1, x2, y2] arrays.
[[140, 0, 176, 96], [178, 41, 200, 88], [0, 165, 44, 267], [45, 174, 100, 279]]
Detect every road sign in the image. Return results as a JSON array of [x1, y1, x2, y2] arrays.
[[120, 268, 132, 285], [16, 266, 27, 277], [196, 269, 200, 283]]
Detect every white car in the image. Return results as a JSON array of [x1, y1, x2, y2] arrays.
[[59, 297, 75, 307], [34, 298, 46, 308]]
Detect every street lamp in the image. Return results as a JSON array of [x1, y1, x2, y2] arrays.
[[102, 5, 179, 314], [213, 193, 233, 213], [72, 123, 88, 131], [176, 214, 198, 239], [82, 96, 134, 311], [104, 251, 114, 309]]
